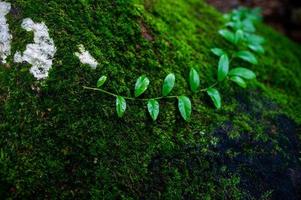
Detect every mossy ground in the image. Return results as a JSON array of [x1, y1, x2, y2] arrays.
[[0, 0, 301, 199]]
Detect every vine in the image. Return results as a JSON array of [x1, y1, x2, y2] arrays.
[[84, 7, 265, 121]]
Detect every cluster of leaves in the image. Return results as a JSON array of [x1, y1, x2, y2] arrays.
[[209, 7, 264, 108], [87, 7, 264, 122], [95, 73, 192, 121]]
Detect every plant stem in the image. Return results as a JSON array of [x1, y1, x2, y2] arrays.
[[83, 86, 178, 101], [84, 80, 219, 102], [200, 82, 218, 92]]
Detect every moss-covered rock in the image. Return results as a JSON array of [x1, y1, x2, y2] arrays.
[[0, 0, 301, 199]]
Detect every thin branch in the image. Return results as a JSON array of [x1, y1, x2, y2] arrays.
[[83, 86, 178, 101], [84, 80, 219, 102]]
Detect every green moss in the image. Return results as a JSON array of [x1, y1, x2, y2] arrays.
[[0, 0, 301, 199]]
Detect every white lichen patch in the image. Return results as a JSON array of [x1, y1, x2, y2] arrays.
[[75, 44, 98, 69], [14, 18, 56, 80], [0, 1, 12, 64]]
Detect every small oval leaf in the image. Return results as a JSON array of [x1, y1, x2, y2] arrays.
[[248, 44, 265, 54], [116, 96, 126, 118], [207, 88, 222, 109], [147, 99, 160, 121], [234, 29, 244, 44], [162, 73, 175, 96], [230, 76, 247, 88], [235, 51, 258, 64], [219, 29, 236, 44], [97, 75, 107, 88], [135, 75, 150, 97], [242, 19, 255, 32], [178, 96, 192, 121], [245, 33, 265, 45], [189, 68, 200, 93], [229, 67, 256, 80], [218, 54, 229, 81], [211, 48, 225, 57]]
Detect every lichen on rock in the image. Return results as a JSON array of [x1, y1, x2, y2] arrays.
[[75, 44, 98, 69], [14, 18, 56, 80], [0, 1, 12, 64]]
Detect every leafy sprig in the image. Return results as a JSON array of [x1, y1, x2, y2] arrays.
[[84, 7, 263, 122]]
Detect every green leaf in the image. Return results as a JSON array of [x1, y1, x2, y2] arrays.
[[235, 51, 258, 64], [207, 88, 222, 109], [178, 96, 192, 121], [245, 33, 264, 45], [234, 29, 244, 44], [211, 48, 225, 57], [147, 99, 160, 121], [229, 67, 256, 80], [189, 68, 200, 93], [242, 19, 255, 32], [226, 21, 242, 30], [135, 75, 150, 97], [219, 29, 236, 44], [116, 96, 126, 118], [162, 73, 175, 96], [218, 54, 229, 81], [248, 44, 265, 54], [97, 75, 107, 88], [230, 76, 247, 88]]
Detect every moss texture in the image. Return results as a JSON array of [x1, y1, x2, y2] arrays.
[[0, 0, 301, 199]]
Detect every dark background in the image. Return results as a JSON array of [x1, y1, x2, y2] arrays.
[[207, 0, 301, 43]]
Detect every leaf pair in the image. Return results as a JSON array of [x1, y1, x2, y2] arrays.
[[229, 67, 256, 88], [234, 50, 258, 64], [244, 33, 265, 54], [116, 97, 161, 121], [96, 76, 127, 118], [147, 73, 176, 121], [147, 96, 192, 122], [219, 29, 244, 45]]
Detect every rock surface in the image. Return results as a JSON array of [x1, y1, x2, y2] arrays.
[[0, 0, 301, 199]]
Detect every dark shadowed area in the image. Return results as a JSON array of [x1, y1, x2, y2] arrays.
[[207, 0, 301, 42]]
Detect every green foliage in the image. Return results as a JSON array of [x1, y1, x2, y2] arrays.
[[211, 48, 226, 57], [245, 33, 265, 45], [206, 6, 263, 109], [235, 50, 258, 64], [84, 5, 263, 120], [147, 99, 160, 121], [229, 67, 256, 80], [162, 73, 175, 96], [219, 29, 236, 44], [135, 75, 150, 97], [218, 54, 229, 81], [116, 96, 126, 117], [230, 76, 247, 88], [178, 96, 191, 121], [248, 44, 265, 54], [207, 88, 222, 109], [189, 68, 200, 93], [97, 75, 107, 88], [234, 29, 244, 44]]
